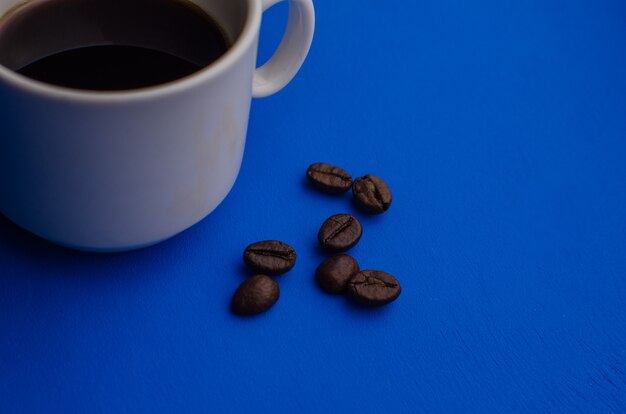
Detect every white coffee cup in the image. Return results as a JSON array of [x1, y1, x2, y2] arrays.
[[0, 0, 314, 251]]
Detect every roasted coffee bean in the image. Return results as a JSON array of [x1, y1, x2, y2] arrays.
[[316, 254, 360, 294], [231, 275, 280, 316], [352, 175, 392, 214], [318, 214, 362, 252], [347, 270, 401, 306], [243, 240, 296, 275], [306, 162, 353, 194]]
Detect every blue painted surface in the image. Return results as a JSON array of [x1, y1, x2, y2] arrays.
[[1, 0, 626, 412]]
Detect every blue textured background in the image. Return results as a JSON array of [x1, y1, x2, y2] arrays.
[[2, 0, 626, 412]]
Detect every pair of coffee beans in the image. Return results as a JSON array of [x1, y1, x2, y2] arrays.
[[316, 255, 401, 306], [231, 240, 296, 316], [306, 163, 392, 214]]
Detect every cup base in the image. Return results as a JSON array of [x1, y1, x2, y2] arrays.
[[1, 209, 199, 253], [49, 235, 176, 253]]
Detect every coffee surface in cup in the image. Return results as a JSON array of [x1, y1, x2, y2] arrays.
[[0, 0, 230, 90]]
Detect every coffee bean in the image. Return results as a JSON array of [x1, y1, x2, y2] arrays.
[[306, 162, 353, 194], [231, 275, 280, 316], [347, 270, 401, 306], [318, 214, 362, 252], [316, 254, 360, 294], [243, 240, 296, 275], [352, 175, 392, 214]]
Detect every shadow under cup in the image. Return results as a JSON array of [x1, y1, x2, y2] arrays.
[[0, 0, 250, 90]]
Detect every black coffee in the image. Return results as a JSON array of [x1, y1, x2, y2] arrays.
[[0, 0, 230, 90], [17, 45, 206, 91]]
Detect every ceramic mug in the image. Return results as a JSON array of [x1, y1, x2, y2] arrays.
[[0, 0, 314, 251]]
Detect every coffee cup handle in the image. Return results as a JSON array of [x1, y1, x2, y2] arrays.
[[252, 0, 315, 98]]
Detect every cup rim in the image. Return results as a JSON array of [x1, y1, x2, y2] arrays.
[[0, 0, 262, 102]]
